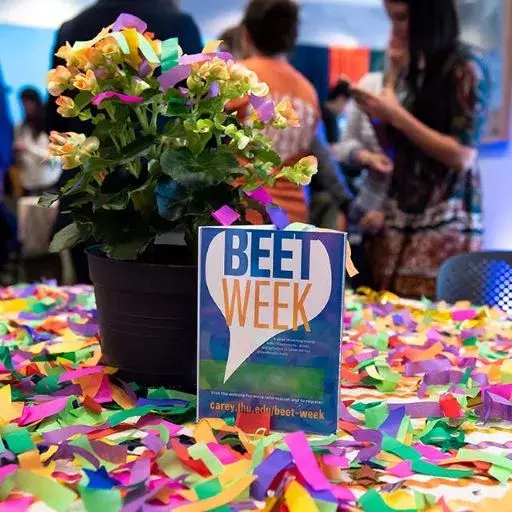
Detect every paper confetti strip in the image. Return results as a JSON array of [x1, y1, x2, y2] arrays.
[[0, 283, 512, 510]]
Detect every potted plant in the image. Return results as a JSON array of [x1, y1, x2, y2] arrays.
[[44, 13, 318, 389]]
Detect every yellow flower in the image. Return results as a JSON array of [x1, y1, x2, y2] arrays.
[[55, 96, 77, 118], [48, 131, 99, 170], [278, 156, 318, 186], [56, 27, 111, 69], [274, 99, 300, 128], [250, 81, 270, 97], [46, 66, 72, 97], [95, 36, 122, 63], [193, 57, 230, 82], [72, 69, 97, 92]]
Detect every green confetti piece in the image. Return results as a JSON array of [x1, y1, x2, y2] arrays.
[[188, 442, 224, 475], [382, 435, 421, 461], [194, 478, 231, 512], [316, 500, 338, 512], [489, 464, 511, 484], [0, 473, 15, 501], [462, 336, 478, 347], [111, 32, 130, 54], [457, 449, 512, 472], [358, 488, 416, 512], [35, 374, 61, 394], [361, 332, 389, 351], [15, 470, 76, 512], [136, 32, 160, 64], [350, 401, 381, 414], [4, 429, 35, 455], [364, 402, 388, 429], [80, 487, 122, 512], [108, 406, 154, 427], [158, 450, 184, 478], [411, 459, 473, 479], [396, 415, 413, 444], [161, 37, 180, 73], [478, 342, 509, 361]]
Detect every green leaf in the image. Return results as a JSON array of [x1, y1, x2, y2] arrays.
[[160, 147, 241, 189], [105, 235, 153, 260], [116, 135, 156, 165], [38, 193, 59, 208], [254, 148, 281, 166], [61, 172, 92, 196], [79, 109, 92, 122], [75, 91, 93, 110], [49, 223, 83, 252]]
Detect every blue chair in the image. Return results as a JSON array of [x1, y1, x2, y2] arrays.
[[437, 252, 512, 311]]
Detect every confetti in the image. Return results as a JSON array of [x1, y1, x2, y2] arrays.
[[0, 283, 511, 510]]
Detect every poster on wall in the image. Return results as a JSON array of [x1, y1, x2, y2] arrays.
[[459, 0, 512, 143], [197, 225, 346, 435]]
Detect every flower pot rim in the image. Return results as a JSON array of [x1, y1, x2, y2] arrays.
[[86, 245, 196, 270]]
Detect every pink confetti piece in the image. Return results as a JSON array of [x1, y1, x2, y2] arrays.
[[245, 187, 273, 206], [212, 205, 240, 226], [284, 431, 331, 491], [94, 375, 113, 403], [59, 366, 104, 383], [389, 461, 414, 478], [19, 397, 69, 426], [323, 454, 350, 469], [0, 465, 17, 482], [452, 309, 477, 322], [207, 443, 239, 464], [91, 92, 144, 106]]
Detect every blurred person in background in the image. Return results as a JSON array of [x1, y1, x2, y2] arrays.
[[352, 0, 490, 298], [46, 0, 203, 283], [238, 0, 351, 226], [0, 65, 17, 284], [219, 26, 244, 61], [14, 88, 61, 195], [322, 78, 352, 144]]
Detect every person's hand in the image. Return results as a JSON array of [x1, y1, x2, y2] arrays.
[[359, 210, 385, 234], [352, 86, 403, 125], [357, 150, 394, 174]]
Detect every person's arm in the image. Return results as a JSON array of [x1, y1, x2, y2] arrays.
[[311, 124, 353, 209], [353, 58, 490, 173], [331, 99, 366, 164], [25, 133, 49, 160], [348, 171, 390, 224], [391, 102, 476, 173]]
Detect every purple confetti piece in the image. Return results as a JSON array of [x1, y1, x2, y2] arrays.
[[206, 82, 220, 98], [90, 440, 128, 464], [379, 406, 405, 438], [43, 425, 99, 444], [112, 13, 148, 33], [352, 429, 382, 462], [158, 65, 191, 92], [249, 94, 275, 122], [68, 321, 98, 337], [251, 449, 293, 500], [138, 60, 152, 78], [266, 206, 289, 230], [179, 53, 211, 65], [212, 205, 240, 226], [129, 456, 151, 485]]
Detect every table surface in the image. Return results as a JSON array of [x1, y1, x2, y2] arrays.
[[0, 284, 511, 512]]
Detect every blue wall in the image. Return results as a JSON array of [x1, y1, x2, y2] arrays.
[[0, 24, 56, 123]]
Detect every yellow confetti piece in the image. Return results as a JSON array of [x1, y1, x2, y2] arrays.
[[47, 339, 89, 354], [0, 299, 28, 313], [112, 384, 136, 410], [202, 40, 223, 53], [173, 475, 255, 511], [0, 384, 24, 424], [382, 490, 416, 510], [219, 459, 252, 487], [501, 359, 512, 383], [284, 480, 319, 512], [194, 419, 217, 444]]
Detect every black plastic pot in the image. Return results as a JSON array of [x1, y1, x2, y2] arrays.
[[87, 245, 197, 391]]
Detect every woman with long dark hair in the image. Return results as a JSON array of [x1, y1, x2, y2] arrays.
[[352, 0, 490, 298], [14, 87, 60, 194]]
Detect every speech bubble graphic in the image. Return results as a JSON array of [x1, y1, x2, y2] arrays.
[[205, 230, 332, 383]]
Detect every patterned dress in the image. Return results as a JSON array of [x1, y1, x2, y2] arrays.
[[368, 45, 491, 299]]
